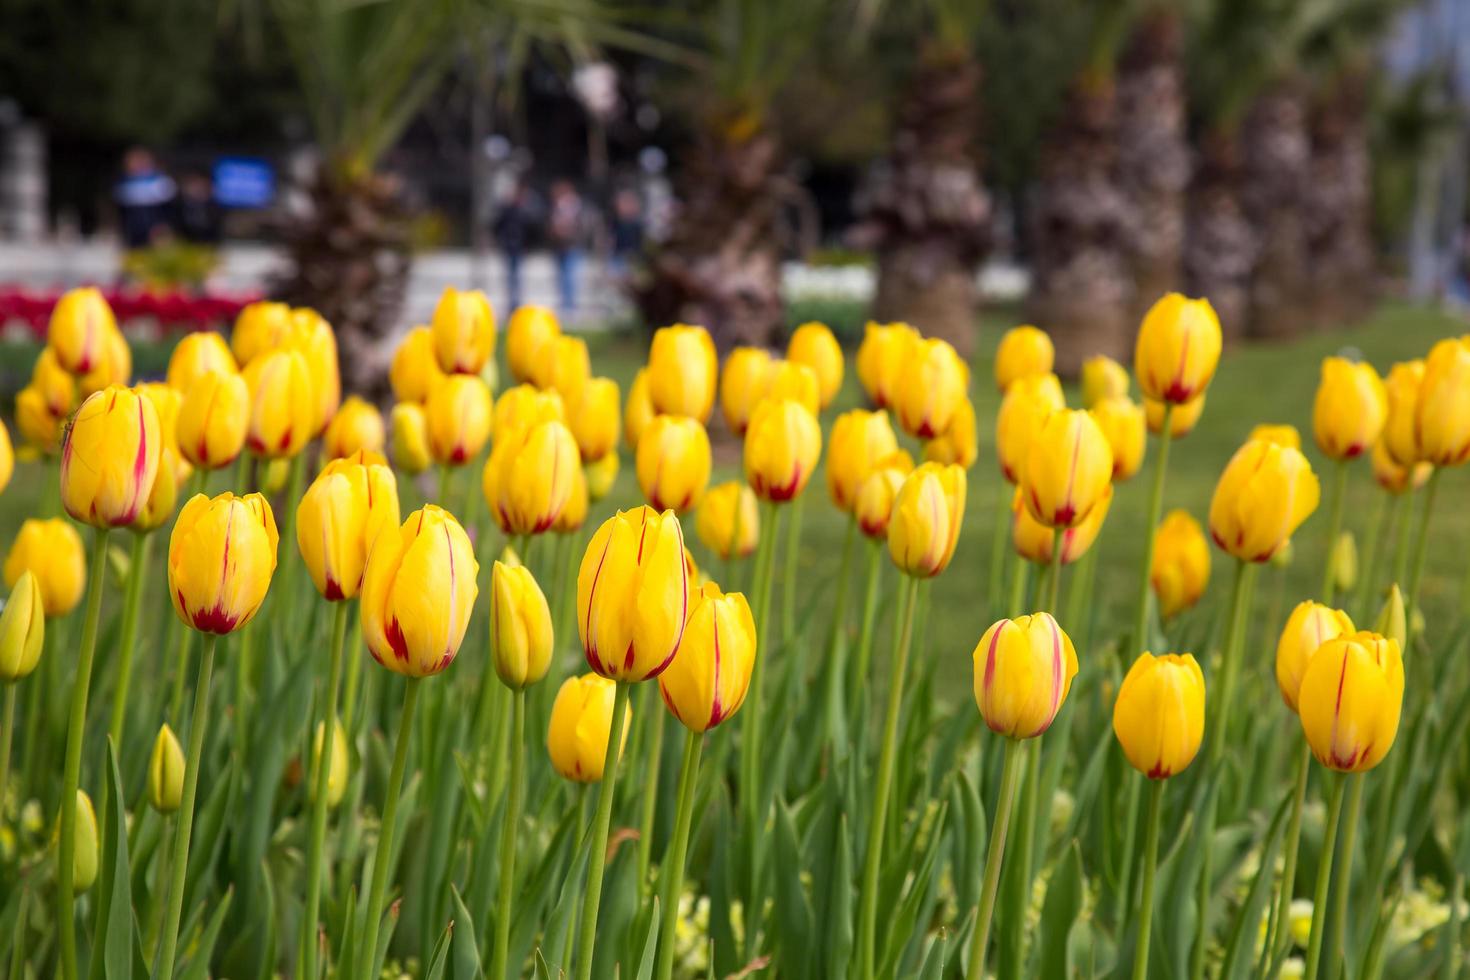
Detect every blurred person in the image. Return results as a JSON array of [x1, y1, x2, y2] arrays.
[[115, 147, 176, 248], [176, 171, 222, 245], [608, 187, 644, 280], [493, 180, 537, 311], [547, 179, 588, 315]]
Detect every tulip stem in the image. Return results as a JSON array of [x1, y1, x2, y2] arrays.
[[1353, 492, 1389, 620], [0, 685, 15, 821], [739, 503, 781, 835], [1324, 772, 1363, 979], [856, 573, 920, 980], [359, 676, 421, 980], [437, 463, 453, 508], [636, 704, 666, 899], [1131, 778, 1165, 980], [815, 518, 857, 771], [1046, 534, 1063, 615], [989, 480, 1010, 618], [1303, 773, 1346, 980], [301, 601, 349, 980], [341, 610, 364, 737], [1388, 491, 1414, 597], [56, 526, 109, 980], [575, 679, 631, 980], [168, 621, 193, 726], [1132, 403, 1173, 658], [781, 493, 804, 642], [1007, 552, 1029, 617], [154, 632, 217, 980], [965, 736, 1024, 980], [108, 531, 150, 747], [1318, 459, 1349, 602], [845, 539, 884, 729], [1116, 774, 1141, 926], [1403, 468, 1441, 657], [655, 727, 703, 980], [491, 687, 526, 980], [1265, 741, 1312, 969]]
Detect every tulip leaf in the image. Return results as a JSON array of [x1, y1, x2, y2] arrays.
[[706, 794, 741, 977], [176, 885, 234, 980], [254, 857, 279, 980], [772, 798, 815, 978], [423, 920, 454, 980], [183, 764, 239, 914], [336, 886, 359, 980], [449, 884, 482, 980], [535, 797, 593, 973], [828, 813, 856, 980], [1030, 840, 1084, 980], [632, 896, 659, 980], [876, 801, 948, 980], [89, 739, 135, 980], [916, 924, 951, 980], [1218, 792, 1290, 980], [533, 948, 554, 980]]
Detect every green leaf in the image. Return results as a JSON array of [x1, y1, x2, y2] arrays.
[[89, 739, 134, 980], [183, 765, 239, 914], [876, 802, 949, 979], [511, 791, 584, 971], [1218, 793, 1291, 980], [450, 884, 483, 980], [176, 887, 235, 980], [424, 921, 454, 980], [254, 858, 279, 980], [772, 800, 815, 977], [1031, 841, 1085, 979], [537, 799, 593, 973], [632, 896, 660, 980], [916, 926, 951, 980]]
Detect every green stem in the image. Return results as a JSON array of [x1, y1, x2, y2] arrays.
[[438, 464, 453, 508], [1007, 552, 1029, 617], [1116, 775, 1142, 926], [1389, 491, 1415, 596], [723, 490, 745, 590], [108, 531, 150, 746], [816, 519, 857, 767], [856, 574, 921, 980], [739, 503, 781, 832], [1323, 773, 1363, 980], [1353, 493, 1389, 620], [575, 680, 631, 980], [275, 452, 306, 627], [302, 601, 349, 980], [781, 492, 804, 642], [233, 621, 256, 761], [1319, 459, 1348, 602], [0, 685, 15, 816], [562, 787, 589, 977], [1403, 467, 1441, 657], [341, 611, 364, 737], [1302, 774, 1346, 980], [168, 620, 193, 726], [845, 539, 883, 726], [56, 527, 110, 980], [1265, 742, 1312, 967], [491, 688, 526, 980], [655, 727, 704, 980], [145, 816, 173, 957], [989, 480, 1011, 618], [1132, 404, 1173, 658], [1046, 533, 1063, 616], [153, 633, 218, 980], [1131, 778, 1166, 980], [359, 677, 422, 980], [636, 705, 666, 899], [965, 737, 1024, 980]]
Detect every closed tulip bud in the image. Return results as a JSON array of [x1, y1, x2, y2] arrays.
[[242, 348, 315, 458], [297, 452, 401, 601], [856, 321, 919, 409], [170, 492, 278, 633], [61, 387, 161, 529], [362, 505, 478, 676], [1249, 424, 1301, 450], [308, 719, 349, 807], [855, 452, 914, 540], [1150, 510, 1211, 619], [261, 458, 289, 494], [696, 481, 759, 559], [389, 326, 447, 405], [1112, 652, 1207, 778], [1416, 337, 1470, 466], [287, 308, 341, 435], [973, 612, 1078, 738], [648, 324, 718, 422], [5, 518, 86, 617], [744, 398, 822, 503], [720, 347, 774, 436], [1312, 357, 1387, 460], [660, 583, 757, 731], [1381, 360, 1424, 466], [323, 396, 385, 460], [1144, 393, 1205, 437], [625, 368, 656, 450], [1371, 439, 1429, 495], [636, 415, 712, 514], [995, 373, 1065, 483], [167, 330, 236, 392], [506, 305, 562, 383], [76, 325, 132, 397], [133, 444, 182, 532], [1012, 483, 1113, 566], [390, 403, 432, 474], [431, 287, 496, 374], [683, 547, 701, 587], [766, 360, 821, 416], [556, 463, 589, 533], [1330, 531, 1358, 593], [585, 451, 619, 501], [231, 301, 294, 365], [578, 506, 688, 681], [135, 382, 182, 452], [895, 337, 968, 440], [484, 420, 581, 534], [0, 418, 11, 494], [32, 348, 77, 418], [1134, 293, 1222, 404], [1081, 354, 1130, 408], [531, 334, 591, 404], [491, 560, 554, 690], [1209, 439, 1320, 563], [55, 790, 99, 892], [1089, 397, 1146, 481], [1275, 601, 1355, 713], [1021, 409, 1113, 528], [1373, 584, 1406, 651], [827, 409, 900, 512], [426, 374, 493, 465], [494, 383, 565, 444], [47, 287, 117, 374], [995, 325, 1054, 391], [176, 370, 250, 471], [787, 322, 843, 408], [924, 396, 978, 469], [0, 571, 44, 682], [888, 462, 966, 577], [148, 724, 185, 813], [548, 673, 631, 782], [1271, 538, 1296, 568], [567, 377, 621, 461], [15, 385, 63, 454], [1298, 631, 1404, 772]]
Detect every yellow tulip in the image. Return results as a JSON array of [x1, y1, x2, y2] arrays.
[[1371, 439, 1429, 496], [0, 418, 12, 495], [856, 321, 919, 409], [720, 347, 774, 436], [297, 451, 401, 601], [32, 347, 77, 418], [1081, 354, 1130, 408], [494, 384, 565, 444], [491, 560, 554, 690], [389, 326, 447, 405], [506, 305, 562, 384], [176, 370, 250, 471], [1150, 510, 1211, 619], [894, 337, 968, 440], [57, 790, 99, 892], [60, 387, 162, 529], [995, 373, 1065, 483], [788, 322, 843, 409], [556, 464, 589, 533], [1134, 292, 1222, 404], [0, 570, 44, 682], [242, 348, 315, 458], [47, 287, 117, 375], [766, 359, 821, 416], [577, 506, 688, 681], [585, 451, 620, 501], [1297, 631, 1404, 772], [361, 505, 479, 677], [75, 325, 131, 396], [648, 324, 718, 422], [659, 582, 757, 732], [287, 308, 341, 435], [1011, 483, 1112, 566], [322, 396, 385, 461], [1112, 652, 1206, 779], [548, 673, 631, 782], [1313, 357, 1387, 460], [1209, 439, 1320, 563], [135, 382, 182, 453], [532, 334, 591, 404], [260, 458, 290, 495], [888, 462, 966, 577], [231, 301, 294, 366], [1275, 602, 1355, 714], [484, 420, 581, 534], [148, 724, 185, 814], [995, 325, 1054, 391], [4, 518, 85, 617], [1144, 393, 1205, 437], [1417, 336, 1470, 466], [166, 330, 236, 392], [1249, 424, 1301, 450], [1020, 409, 1113, 528], [170, 492, 278, 633], [625, 368, 656, 450], [308, 719, 349, 807], [972, 612, 1078, 739], [425, 374, 493, 465], [696, 481, 759, 559], [390, 403, 432, 474], [744, 398, 822, 503], [827, 409, 901, 512], [924, 397, 978, 470], [567, 377, 621, 461], [1089, 397, 1146, 481], [636, 415, 712, 514], [431, 286, 496, 375], [133, 444, 182, 532], [1331, 531, 1358, 594], [15, 385, 63, 454], [855, 452, 914, 541], [1380, 360, 1424, 467]]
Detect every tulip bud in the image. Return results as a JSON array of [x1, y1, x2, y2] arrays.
[[499, 544, 523, 568], [60, 387, 162, 529], [133, 444, 182, 532], [1209, 438, 1320, 563], [390, 403, 432, 474], [624, 368, 655, 450], [490, 561, 554, 690], [170, 492, 279, 633], [854, 452, 914, 540], [0, 570, 44, 683], [47, 287, 117, 374], [55, 790, 99, 892], [231, 301, 294, 366], [4, 518, 86, 617], [426, 374, 493, 466], [1081, 354, 1130, 408], [766, 360, 821, 416], [894, 337, 968, 440], [148, 724, 185, 813], [484, 420, 581, 534], [323, 396, 386, 461], [827, 409, 900, 512], [745, 399, 822, 503], [548, 673, 631, 782], [585, 451, 620, 501], [720, 347, 774, 436], [1312, 357, 1387, 460], [287, 308, 341, 435], [362, 506, 478, 676], [1417, 337, 1470, 466], [0, 418, 12, 495], [494, 384, 565, 445], [32, 348, 77, 418], [1011, 483, 1112, 566], [1330, 531, 1357, 594], [76, 325, 132, 396], [536, 335, 592, 404], [242, 348, 315, 458], [555, 464, 589, 534], [856, 321, 919, 409], [995, 373, 1065, 483], [1089, 397, 1146, 481], [389, 326, 446, 406], [167, 330, 236, 393], [506, 305, 562, 384], [1134, 292, 1222, 404], [995, 325, 1054, 391], [888, 462, 966, 578], [696, 481, 759, 559], [1249, 424, 1301, 450], [1297, 631, 1404, 772], [15, 384, 63, 455], [1274, 602, 1355, 714], [924, 397, 978, 469], [1371, 439, 1430, 496], [1020, 409, 1113, 529], [659, 583, 757, 732], [787, 322, 843, 409], [648, 324, 718, 422], [431, 287, 496, 375], [177, 370, 250, 471], [1150, 510, 1211, 620], [634, 415, 712, 514], [1271, 538, 1296, 568], [106, 543, 131, 590], [566, 377, 621, 462], [1112, 652, 1206, 779], [308, 719, 349, 807], [1381, 360, 1425, 467], [972, 612, 1078, 739], [1144, 393, 1205, 437], [578, 506, 688, 681], [1373, 584, 1406, 652], [297, 452, 402, 601]]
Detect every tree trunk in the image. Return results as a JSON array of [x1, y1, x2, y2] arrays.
[[1242, 82, 1311, 339], [1305, 70, 1376, 328], [1185, 129, 1254, 344]]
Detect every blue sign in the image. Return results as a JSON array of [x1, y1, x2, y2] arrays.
[[213, 157, 275, 209]]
